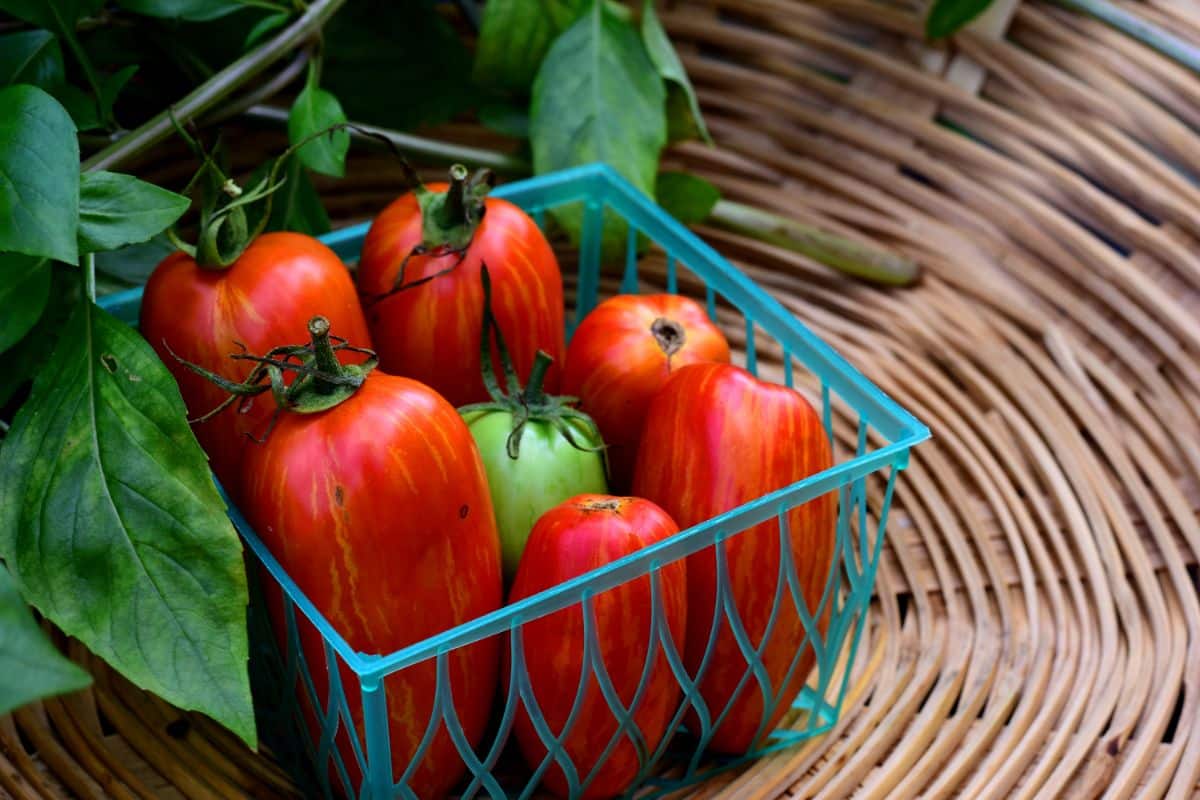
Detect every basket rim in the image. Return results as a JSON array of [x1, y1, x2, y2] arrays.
[[98, 162, 930, 685]]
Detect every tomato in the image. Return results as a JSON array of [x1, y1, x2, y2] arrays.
[[464, 407, 607, 578], [357, 165, 565, 407], [631, 362, 835, 754], [562, 294, 730, 492], [508, 495, 687, 798], [140, 232, 370, 497], [238, 318, 502, 798]]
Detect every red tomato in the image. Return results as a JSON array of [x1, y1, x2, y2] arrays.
[[241, 368, 502, 798], [632, 363, 835, 754], [562, 294, 730, 491], [140, 232, 370, 496], [357, 181, 565, 407], [508, 495, 687, 798]]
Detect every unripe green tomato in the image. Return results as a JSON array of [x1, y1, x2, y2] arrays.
[[463, 409, 608, 579]]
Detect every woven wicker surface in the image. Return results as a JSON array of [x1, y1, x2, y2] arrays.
[[3, 0, 1200, 797]]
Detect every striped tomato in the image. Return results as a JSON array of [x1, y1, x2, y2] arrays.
[[357, 165, 565, 407], [562, 294, 730, 491], [508, 495, 687, 798], [141, 232, 370, 497], [239, 319, 502, 797], [632, 363, 835, 754]]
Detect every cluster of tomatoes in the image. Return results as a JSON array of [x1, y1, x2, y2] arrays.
[[139, 167, 835, 799]]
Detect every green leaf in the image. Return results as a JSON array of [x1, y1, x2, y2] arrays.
[[473, 0, 588, 93], [244, 10, 290, 50], [0, 254, 51, 354], [640, 0, 710, 144], [0, 30, 65, 90], [655, 170, 719, 224], [478, 102, 531, 139], [926, 0, 994, 38], [78, 171, 190, 255], [323, 0, 479, 131], [54, 83, 102, 131], [0, 264, 80, 409], [247, 158, 331, 236], [115, 0, 244, 21], [0, 85, 79, 264], [288, 79, 349, 178], [97, 65, 138, 122], [94, 234, 175, 289], [0, 0, 104, 30], [531, 0, 666, 251], [0, 564, 92, 716], [0, 301, 256, 746]]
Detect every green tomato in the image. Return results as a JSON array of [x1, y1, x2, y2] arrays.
[[464, 409, 608, 579]]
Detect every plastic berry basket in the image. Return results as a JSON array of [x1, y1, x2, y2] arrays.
[[99, 163, 929, 799]]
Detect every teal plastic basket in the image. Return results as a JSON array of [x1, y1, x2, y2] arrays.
[[100, 163, 928, 799]]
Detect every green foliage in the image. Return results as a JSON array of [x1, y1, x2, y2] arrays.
[[94, 235, 176, 290], [0, 30, 65, 89], [322, 0, 478, 132], [0, 301, 256, 745], [288, 64, 349, 177], [473, 0, 587, 94], [0, 255, 51, 353], [640, 0, 710, 144], [0, 264, 80, 409], [926, 0, 995, 38], [78, 171, 190, 253], [0, 85, 79, 264], [243, 10, 290, 49], [531, 0, 666, 249], [0, 565, 92, 716], [116, 0, 245, 20], [656, 171, 720, 224], [0, 0, 104, 31]]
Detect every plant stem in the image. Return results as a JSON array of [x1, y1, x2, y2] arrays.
[[84, 253, 96, 303], [1047, 0, 1200, 74], [244, 106, 533, 174], [707, 201, 919, 286], [243, 110, 917, 284], [82, 0, 349, 173]]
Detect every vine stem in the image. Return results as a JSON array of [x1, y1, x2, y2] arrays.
[[244, 106, 919, 285], [1047, 0, 1200, 74], [85, 253, 96, 303], [81, 0, 349, 173]]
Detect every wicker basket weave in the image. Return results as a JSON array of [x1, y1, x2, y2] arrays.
[[3, 0, 1199, 797]]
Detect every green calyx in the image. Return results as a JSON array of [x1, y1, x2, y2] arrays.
[[459, 264, 605, 462], [167, 316, 378, 438], [414, 163, 494, 252]]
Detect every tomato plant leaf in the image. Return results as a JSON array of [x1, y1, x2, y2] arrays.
[[531, 0, 666, 255], [78, 171, 190, 254], [0, 264, 80, 409], [97, 65, 138, 122], [115, 0, 244, 21], [54, 83, 102, 131], [0, 301, 256, 746], [288, 78, 349, 178], [323, 0, 478, 132], [926, 0, 994, 38], [0, 564, 92, 716], [244, 10, 290, 50], [473, 0, 587, 93], [656, 171, 720, 224], [0, 85, 79, 264], [0, 30, 65, 90], [0, 254, 51, 354], [0, 0, 104, 30], [640, 0, 710, 144], [94, 234, 175, 290]]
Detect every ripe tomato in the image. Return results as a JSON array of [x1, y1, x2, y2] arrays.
[[140, 232, 370, 497], [562, 294, 730, 491], [508, 495, 687, 799], [239, 319, 502, 797], [357, 167, 565, 407], [632, 363, 835, 754]]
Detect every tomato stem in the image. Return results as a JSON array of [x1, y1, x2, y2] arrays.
[[522, 351, 554, 406], [306, 316, 345, 394]]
